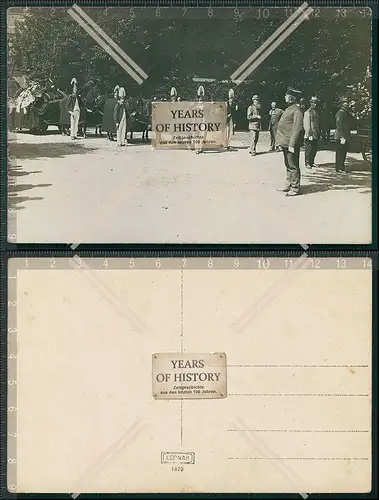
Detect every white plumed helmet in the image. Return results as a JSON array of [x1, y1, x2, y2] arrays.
[[71, 78, 78, 92], [118, 87, 126, 98]]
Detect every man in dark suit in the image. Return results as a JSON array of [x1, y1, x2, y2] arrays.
[[276, 86, 304, 196], [334, 97, 351, 172]]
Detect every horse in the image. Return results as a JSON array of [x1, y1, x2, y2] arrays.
[[126, 97, 151, 142]]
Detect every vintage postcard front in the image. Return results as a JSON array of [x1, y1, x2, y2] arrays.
[[8, 258, 372, 494], [7, 6, 372, 244]]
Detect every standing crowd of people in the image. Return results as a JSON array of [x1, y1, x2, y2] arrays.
[[65, 78, 354, 197], [227, 86, 353, 197]]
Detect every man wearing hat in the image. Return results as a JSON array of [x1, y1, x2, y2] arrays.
[[66, 78, 83, 140], [268, 101, 284, 151], [276, 86, 304, 196], [226, 88, 238, 150], [247, 95, 262, 155], [113, 87, 128, 147], [334, 97, 351, 172], [303, 96, 321, 168]]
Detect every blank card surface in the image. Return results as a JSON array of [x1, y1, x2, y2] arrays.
[[8, 258, 372, 494]]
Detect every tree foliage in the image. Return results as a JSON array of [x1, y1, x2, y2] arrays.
[[10, 7, 371, 112]]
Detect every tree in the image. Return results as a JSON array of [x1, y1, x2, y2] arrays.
[[10, 6, 371, 110]]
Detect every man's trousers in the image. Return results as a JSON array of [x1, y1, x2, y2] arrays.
[[335, 141, 348, 171], [304, 138, 319, 166], [70, 109, 80, 138], [282, 147, 301, 193]]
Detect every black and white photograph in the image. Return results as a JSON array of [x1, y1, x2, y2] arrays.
[[7, 5, 373, 244]]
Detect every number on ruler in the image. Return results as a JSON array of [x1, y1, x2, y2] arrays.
[[182, 259, 187, 267], [8, 301, 17, 307], [257, 259, 270, 270], [258, 8, 270, 18], [103, 259, 108, 268], [311, 259, 320, 269], [337, 259, 347, 269], [233, 258, 239, 268], [208, 7, 213, 17], [8, 458, 17, 464], [8, 406, 17, 412], [156, 259, 161, 268], [285, 259, 293, 269], [50, 258, 56, 268], [208, 258, 213, 269]]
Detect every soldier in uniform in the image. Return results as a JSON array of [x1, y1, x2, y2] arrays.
[[102, 85, 119, 141], [226, 88, 238, 150], [170, 87, 178, 103], [247, 94, 262, 155], [66, 78, 83, 140], [303, 96, 321, 169], [276, 86, 304, 196], [268, 101, 284, 151], [113, 87, 128, 147], [334, 97, 351, 173]]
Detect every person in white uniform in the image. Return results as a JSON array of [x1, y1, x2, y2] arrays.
[[66, 78, 82, 140], [113, 86, 128, 146]]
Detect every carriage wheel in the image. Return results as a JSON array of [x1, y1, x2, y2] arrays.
[[39, 122, 48, 134], [362, 138, 372, 167]]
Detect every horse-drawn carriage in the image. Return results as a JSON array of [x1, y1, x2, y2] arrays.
[[358, 126, 372, 167], [8, 83, 152, 140]]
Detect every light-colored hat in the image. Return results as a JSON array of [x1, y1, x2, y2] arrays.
[[310, 96, 319, 103], [197, 85, 205, 97], [170, 87, 177, 98], [118, 87, 126, 98], [286, 86, 302, 97], [228, 88, 235, 99]]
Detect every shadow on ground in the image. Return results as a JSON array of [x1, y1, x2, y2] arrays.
[[8, 141, 97, 160], [300, 157, 372, 196], [8, 163, 52, 210]]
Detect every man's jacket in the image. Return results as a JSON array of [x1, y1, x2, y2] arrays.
[[276, 104, 304, 149]]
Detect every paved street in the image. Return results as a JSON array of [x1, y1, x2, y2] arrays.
[[8, 129, 372, 244]]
